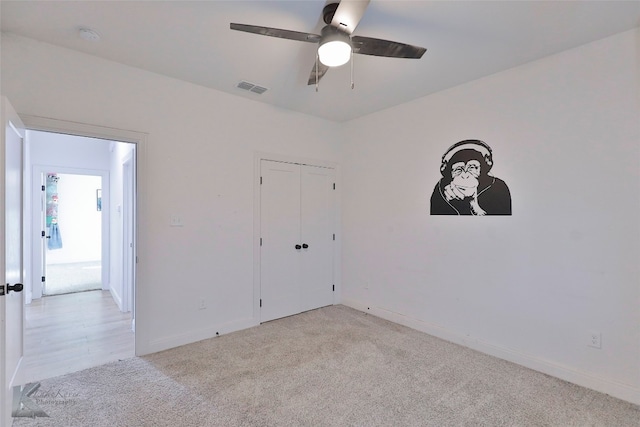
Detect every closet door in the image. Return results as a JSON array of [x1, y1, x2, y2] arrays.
[[260, 160, 335, 323], [300, 165, 335, 312], [260, 160, 301, 323]]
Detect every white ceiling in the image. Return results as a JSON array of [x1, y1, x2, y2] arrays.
[[2, 1, 639, 122]]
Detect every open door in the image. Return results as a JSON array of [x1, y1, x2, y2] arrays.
[[1, 97, 26, 426]]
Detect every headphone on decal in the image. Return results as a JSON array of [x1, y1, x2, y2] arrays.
[[439, 140, 493, 176]]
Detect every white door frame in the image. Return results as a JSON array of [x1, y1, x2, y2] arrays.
[[253, 152, 341, 324], [20, 115, 147, 356], [122, 152, 135, 318], [30, 166, 109, 300]]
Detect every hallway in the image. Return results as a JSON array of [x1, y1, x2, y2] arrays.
[[23, 290, 134, 383]]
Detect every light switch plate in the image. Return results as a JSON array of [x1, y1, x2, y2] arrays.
[[169, 215, 183, 227]]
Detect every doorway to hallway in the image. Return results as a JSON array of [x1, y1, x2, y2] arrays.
[[43, 172, 103, 296], [26, 128, 138, 381]]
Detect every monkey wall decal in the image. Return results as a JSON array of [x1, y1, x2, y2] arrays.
[[430, 140, 512, 216]]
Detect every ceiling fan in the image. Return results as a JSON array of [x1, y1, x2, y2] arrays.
[[230, 0, 426, 87]]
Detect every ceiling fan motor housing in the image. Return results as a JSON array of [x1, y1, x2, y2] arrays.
[[320, 25, 351, 46], [323, 3, 340, 25]]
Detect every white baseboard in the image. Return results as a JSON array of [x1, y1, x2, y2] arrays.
[[341, 298, 640, 406], [109, 286, 123, 312], [12, 355, 24, 390], [143, 317, 258, 355]]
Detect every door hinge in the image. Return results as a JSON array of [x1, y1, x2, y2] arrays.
[[332, 284, 335, 292], [260, 238, 262, 246], [260, 299, 262, 307], [41, 185, 45, 191], [260, 176, 263, 185], [41, 276, 45, 282], [333, 234, 335, 241], [41, 230, 45, 237], [333, 183, 335, 190]]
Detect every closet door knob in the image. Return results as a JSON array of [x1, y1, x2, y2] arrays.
[[302, 244, 309, 249], [295, 244, 302, 250]]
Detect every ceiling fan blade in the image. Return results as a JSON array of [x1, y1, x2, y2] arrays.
[[307, 61, 330, 86], [351, 36, 426, 59], [330, 0, 371, 34], [230, 23, 320, 43]]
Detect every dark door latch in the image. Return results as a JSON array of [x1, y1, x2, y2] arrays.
[[1, 283, 24, 295]]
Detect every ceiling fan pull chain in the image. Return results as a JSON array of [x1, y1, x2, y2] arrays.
[[315, 53, 319, 92], [350, 49, 354, 90]]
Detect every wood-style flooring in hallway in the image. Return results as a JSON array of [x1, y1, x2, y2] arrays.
[[23, 290, 135, 383]]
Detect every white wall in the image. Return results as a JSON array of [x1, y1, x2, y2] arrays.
[[1, 33, 343, 355], [341, 29, 640, 404], [29, 130, 111, 170]]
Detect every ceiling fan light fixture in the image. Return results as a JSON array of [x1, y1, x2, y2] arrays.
[[318, 40, 351, 67], [318, 26, 352, 67]]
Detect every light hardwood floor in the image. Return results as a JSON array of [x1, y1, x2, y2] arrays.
[[23, 290, 135, 383]]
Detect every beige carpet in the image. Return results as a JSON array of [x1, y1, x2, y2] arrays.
[[44, 261, 102, 295], [12, 305, 639, 426]]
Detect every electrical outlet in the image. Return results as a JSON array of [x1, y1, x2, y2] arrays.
[[588, 331, 601, 349], [199, 299, 206, 310]]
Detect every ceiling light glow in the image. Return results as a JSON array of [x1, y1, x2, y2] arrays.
[[318, 40, 351, 67]]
